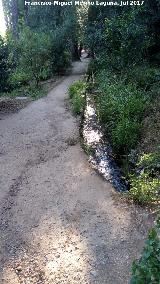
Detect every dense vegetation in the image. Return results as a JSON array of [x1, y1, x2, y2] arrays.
[[131, 217, 160, 284], [84, 0, 160, 205], [83, 4, 160, 280], [0, 0, 80, 98], [0, 35, 9, 92]]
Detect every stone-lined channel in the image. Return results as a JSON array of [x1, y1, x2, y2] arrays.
[[83, 94, 127, 192]]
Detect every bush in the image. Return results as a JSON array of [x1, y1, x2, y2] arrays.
[[137, 151, 160, 174], [11, 28, 53, 87], [131, 217, 160, 284], [9, 69, 31, 88], [72, 93, 85, 114], [7, 26, 73, 90], [69, 81, 86, 114], [69, 81, 86, 99], [128, 150, 160, 204], [129, 172, 160, 204]]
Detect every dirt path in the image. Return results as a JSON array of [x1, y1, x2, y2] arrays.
[[0, 58, 152, 284]]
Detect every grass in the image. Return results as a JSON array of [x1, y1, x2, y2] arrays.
[[68, 80, 86, 115], [95, 71, 149, 155], [81, 142, 94, 156]]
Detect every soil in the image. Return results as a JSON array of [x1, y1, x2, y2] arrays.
[[0, 97, 31, 119], [0, 57, 154, 284]]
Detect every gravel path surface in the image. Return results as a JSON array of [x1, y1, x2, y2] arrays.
[[0, 58, 152, 284]]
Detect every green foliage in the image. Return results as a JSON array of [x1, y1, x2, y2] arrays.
[[53, 50, 71, 74], [126, 66, 160, 90], [131, 217, 160, 283], [0, 36, 10, 92], [7, 24, 73, 89], [9, 68, 30, 88], [69, 81, 86, 115], [72, 93, 85, 115], [86, 1, 160, 67], [96, 71, 148, 154], [69, 80, 86, 99], [13, 28, 53, 86], [51, 29, 72, 74], [85, 0, 160, 205], [2, 83, 46, 100], [111, 119, 141, 154], [82, 143, 93, 156], [86, 6, 155, 70], [137, 151, 160, 173], [103, 9, 152, 70], [129, 172, 160, 204], [27, 85, 46, 100], [128, 150, 160, 204], [0, 1, 79, 97]]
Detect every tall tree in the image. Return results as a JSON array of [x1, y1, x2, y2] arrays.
[[12, 0, 19, 38]]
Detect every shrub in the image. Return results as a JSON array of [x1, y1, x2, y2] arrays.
[[129, 172, 160, 204], [12, 28, 53, 86], [28, 85, 46, 100], [137, 151, 160, 173], [72, 92, 85, 114], [131, 217, 160, 284], [69, 81, 86, 99], [9, 69, 31, 88], [69, 81, 86, 114]]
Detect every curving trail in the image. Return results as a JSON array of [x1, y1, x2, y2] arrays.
[[0, 58, 151, 284]]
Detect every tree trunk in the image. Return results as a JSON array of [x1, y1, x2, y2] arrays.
[[24, 4, 29, 26], [12, 0, 19, 39], [72, 42, 80, 61]]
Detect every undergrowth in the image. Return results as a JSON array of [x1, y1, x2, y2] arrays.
[[131, 217, 160, 284], [129, 172, 160, 204], [95, 70, 149, 155], [129, 150, 160, 204], [68, 80, 86, 115], [89, 62, 160, 204], [1, 84, 46, 100]]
